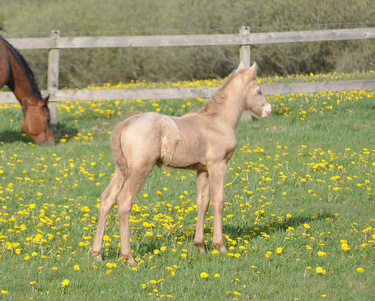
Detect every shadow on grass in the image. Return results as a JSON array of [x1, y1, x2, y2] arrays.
[[223, 212, 335, 239], [0, 129, 31, 144], [99, 212, 336, 261], [0, 123, 78, 145]]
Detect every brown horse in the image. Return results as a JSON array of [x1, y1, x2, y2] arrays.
[[92, 62, 272, 265], [0, 36, 54, 146]]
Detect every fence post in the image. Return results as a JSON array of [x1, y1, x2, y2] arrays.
[[239, 26, 251, 68], [47, 30, 60, 130], [239, 26, 252, 121]]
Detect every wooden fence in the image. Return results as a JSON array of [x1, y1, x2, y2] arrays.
[[1, 26, 375, 127]]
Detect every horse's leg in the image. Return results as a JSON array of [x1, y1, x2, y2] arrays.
[[208, 162, 228, 253], [194, 170, 210, 254], [117, 165, 154, 265], [91, 169, 125, 260]]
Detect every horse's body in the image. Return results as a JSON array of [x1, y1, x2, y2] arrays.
[[0, 36, 54, 146], [92, 62, 272, 265]]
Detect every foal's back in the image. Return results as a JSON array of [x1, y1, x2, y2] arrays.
[[113, 111, 230, 172]]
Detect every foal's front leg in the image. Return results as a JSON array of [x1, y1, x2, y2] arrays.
[[208, 162, 228, 253], [194, 170, 210, 254]]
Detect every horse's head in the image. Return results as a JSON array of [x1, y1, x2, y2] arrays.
[[22, 95, 55, 146], [237, 62, 272, 119]]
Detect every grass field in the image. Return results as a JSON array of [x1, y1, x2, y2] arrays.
[[0, 74, 374, 300]]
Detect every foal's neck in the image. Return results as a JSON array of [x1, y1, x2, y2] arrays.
[[216, 86, 245, 130]]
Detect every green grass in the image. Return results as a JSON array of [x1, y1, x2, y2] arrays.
[[0, 84, 374, 300]]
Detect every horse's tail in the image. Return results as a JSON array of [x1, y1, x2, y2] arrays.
[[110, 120, 128, 178]]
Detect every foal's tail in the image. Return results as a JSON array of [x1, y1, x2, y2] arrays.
[[110, 120, 128, 178]]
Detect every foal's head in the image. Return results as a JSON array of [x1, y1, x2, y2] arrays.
[[237, 62, 272, 118], [22, 96, 55, 146]]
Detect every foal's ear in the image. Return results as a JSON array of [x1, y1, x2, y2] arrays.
[[245, 62, 258, 80], [237, 61, 246, 71]]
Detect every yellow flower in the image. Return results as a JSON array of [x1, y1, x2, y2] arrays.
[[61, 279, 70, 287], [317, 251, 326, 257], [316, 267, 326, 275], [357, 267, 364, 273], [200, 272, 209, 278], [74, 265, 80, 271], [341, 243, 350, 251], [214, 273, 220, 278], [303, 224, 310, 229], [106, 262, 117, 269], [276, 247, 283, 254]]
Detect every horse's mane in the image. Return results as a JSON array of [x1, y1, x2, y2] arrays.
[[198, 68, 245, 115], [0, 36, 42, 99]]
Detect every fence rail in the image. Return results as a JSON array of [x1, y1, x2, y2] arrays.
[[1, 26, 375, 126], [1, 79, 375, 104]]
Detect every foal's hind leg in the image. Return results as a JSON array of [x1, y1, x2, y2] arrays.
[[92, 169, 125, 260], [117, 165, 154, 265]]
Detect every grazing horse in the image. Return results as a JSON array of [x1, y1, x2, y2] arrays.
[[92, 62, 272, 265], [0, 36, 54, 146]]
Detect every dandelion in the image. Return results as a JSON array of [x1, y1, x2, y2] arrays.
[[61, 279, 70, 287], [341, 243, 350, 251], [357, 267, 364, 273], [276, 247, 283, 254], [74, 265, 80, 271], [317, 251, 326, 257], [303, 224, 310, 229], [200, 272, 209, 278], [316, 267, 326, 275], [214, 273, 220, 278], [106, 262, 117, 269], [1, 290, 8, 295]]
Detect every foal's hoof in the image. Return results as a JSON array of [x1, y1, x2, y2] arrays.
[[91, 251, 103, 261], [127, 258, 137, 266], [194, 244, 206, 254], [218, 246, 227, 253], [121, 255, 137, 266]]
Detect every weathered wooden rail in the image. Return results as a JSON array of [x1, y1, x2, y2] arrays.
[[1, 26, 374, 126]]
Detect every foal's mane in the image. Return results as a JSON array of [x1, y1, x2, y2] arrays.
[[198, 67, 245, 115], [0, 36, 42, 99]]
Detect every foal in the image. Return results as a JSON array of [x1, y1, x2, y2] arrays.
[[92, 62, 272, 265]]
